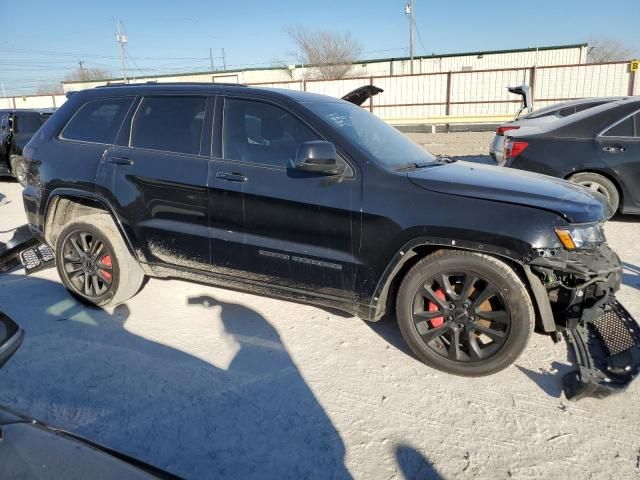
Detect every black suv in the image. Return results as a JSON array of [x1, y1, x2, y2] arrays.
[[20, 83, 630, 377], [0, 109, 52, 185]]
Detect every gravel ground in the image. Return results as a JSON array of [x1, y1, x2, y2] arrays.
[[1, 154, 639, 479], [406, 132, 494, 157]]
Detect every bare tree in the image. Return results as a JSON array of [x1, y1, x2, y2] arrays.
[[35, 82, 63, 95], [587, 37, 637, 63], [285, 26, 362, 80], [63, 67, 112, 82]]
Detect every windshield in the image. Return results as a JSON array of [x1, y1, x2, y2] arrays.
[[305, 101, 436, 169]]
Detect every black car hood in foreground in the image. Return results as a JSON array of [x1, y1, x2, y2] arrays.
[[408, 161, 610, 223]]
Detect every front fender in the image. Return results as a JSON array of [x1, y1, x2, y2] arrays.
[[367, 234, 531, 322]]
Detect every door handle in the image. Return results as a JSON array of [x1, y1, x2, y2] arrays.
[[216, 172, 247, 182], [108, 156, 134, 166], [602, 146, 626, 153]]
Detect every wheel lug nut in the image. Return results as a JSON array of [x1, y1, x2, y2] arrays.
[[458, 323, 464, 329], [449, 304, 455, 309]]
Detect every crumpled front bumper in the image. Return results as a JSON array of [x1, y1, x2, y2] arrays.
[[527, 244, 640, 400], [563, 300, 640, 400]]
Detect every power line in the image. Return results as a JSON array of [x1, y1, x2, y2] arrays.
[[413, 19, 428, 54]]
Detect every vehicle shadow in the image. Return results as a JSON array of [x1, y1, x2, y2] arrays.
[[0, 275, 352, 480], [622, 262, 640, 291], [514, 361, 575, 398], [368, 314, 580, 399], [395, 444, 443, 479], [611, 213, 640, 223], [364, 314, 416, 358]]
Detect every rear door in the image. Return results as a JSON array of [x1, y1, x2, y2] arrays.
[[209, 96, 361, 299], [98, 94, 212, 271], [597, 109, 640, 207]]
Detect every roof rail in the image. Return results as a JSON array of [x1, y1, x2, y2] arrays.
[[96, 81, 247, 88]]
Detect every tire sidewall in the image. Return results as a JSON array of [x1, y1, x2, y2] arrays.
[[55, 220, 122, 307], [570, 172, 619, 216], [10, 156, 26, 187], [397, 252, 532, 376]]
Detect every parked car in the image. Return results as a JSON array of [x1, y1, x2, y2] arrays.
[[0, 109, 53, 185], [490, 97, 624, 164], [502, 96, 640, 216], [0, 311, 181, 479], [20, 83, 636, 378]]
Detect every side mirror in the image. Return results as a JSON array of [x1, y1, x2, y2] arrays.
[[0, 311, 24, 369], [291, 141, 339, 175]]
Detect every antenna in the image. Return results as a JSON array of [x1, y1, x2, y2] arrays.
[[115, 20, 128, 82]]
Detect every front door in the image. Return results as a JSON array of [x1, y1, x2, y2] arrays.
[[209, 96, 361, 300], [98, 95, 213, 271], [597, 109, 640, 207]]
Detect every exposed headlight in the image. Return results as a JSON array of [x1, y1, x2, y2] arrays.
[[555, 223, 606, 250]]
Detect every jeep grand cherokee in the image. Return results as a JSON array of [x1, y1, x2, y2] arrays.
[[20, 83, 638, 382]]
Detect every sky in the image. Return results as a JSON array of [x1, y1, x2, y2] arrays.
[[2, 0, 639, 96]]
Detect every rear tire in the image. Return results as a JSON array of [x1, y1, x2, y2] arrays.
[[10, 155, 27, 187], [568, 172, 619, 217], [396, 249, 534, 376], [55, 213, 145, 307]]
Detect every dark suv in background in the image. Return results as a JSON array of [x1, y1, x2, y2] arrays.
[[20, 83, 634, 381], [0, 109, 52, 185]]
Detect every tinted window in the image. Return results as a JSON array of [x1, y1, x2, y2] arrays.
[[306, 101, 436, 169], [603, 112, 639, 137], [0, 114, 8, 131], [131, 96, 206, 155], [62, 97, 132, 144], [558, 106, 577, 117], [14, 113, 43, 135], [223, 98, 319, 167]]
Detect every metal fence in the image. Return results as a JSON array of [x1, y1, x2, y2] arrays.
[[250, 61, 637, 124], [2, 61, 636, 125]]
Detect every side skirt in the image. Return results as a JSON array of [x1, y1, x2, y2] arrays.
[[145, 263, 374, 320]]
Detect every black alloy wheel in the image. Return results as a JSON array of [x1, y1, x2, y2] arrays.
[[61, 231, 115, 298], [411, 271, 511, 363]]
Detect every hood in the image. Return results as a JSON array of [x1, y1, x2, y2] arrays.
[[408, 161, 611, 223]]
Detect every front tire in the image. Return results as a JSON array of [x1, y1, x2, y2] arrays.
[[55, 214, 145, 307], [396, 250, 533, 376]]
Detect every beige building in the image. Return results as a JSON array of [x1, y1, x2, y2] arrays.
[[61, 43, 588, 93]]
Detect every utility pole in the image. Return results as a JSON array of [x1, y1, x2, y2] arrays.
[[115, 20, 128, 82], [209, 48, 215, 71], [78, 61, 85, 81], [405, 1, 414, 74], [221, 48, 227, 71]]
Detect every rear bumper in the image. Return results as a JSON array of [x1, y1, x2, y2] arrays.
[[21, 185, 46, 242]]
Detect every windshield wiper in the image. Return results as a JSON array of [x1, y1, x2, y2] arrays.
[[436, 155, 457, 164], [394, 162, 432, 171]]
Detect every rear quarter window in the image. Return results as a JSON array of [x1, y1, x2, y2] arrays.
[[602, 111, 640, 137], [61, 97, 133, 144]]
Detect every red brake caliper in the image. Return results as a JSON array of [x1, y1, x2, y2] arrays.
[[428, 289, 446, 328], [100, 255, 112, 281]]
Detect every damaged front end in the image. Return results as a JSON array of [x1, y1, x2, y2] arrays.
[[527, 244, 640, 400]]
